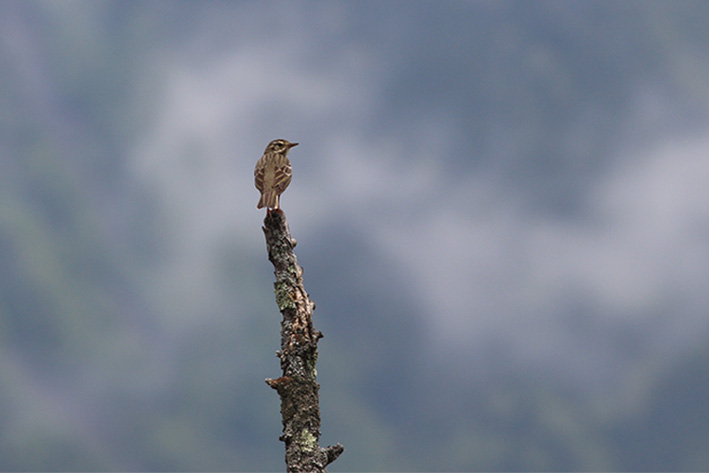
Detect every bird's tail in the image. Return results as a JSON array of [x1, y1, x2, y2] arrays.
[[257, 192, 279, 209]]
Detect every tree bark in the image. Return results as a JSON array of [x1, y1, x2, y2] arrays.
[[262, 209, 344, 473]]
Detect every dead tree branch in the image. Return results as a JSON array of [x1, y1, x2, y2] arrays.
[[262, 209, 344, 472]]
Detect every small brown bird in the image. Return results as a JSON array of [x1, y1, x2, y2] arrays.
[[254, 139, 298, 209]]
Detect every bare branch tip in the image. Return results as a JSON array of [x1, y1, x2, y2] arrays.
[[324, 444, 345, 465]]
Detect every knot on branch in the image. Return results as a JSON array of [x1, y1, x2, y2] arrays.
[[323, 444, 345, 465], [265, 376, 291, 393]]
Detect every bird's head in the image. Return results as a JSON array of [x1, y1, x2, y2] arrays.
[[265, 139, 299, 154]]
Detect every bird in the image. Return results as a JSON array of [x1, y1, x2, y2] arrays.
[[254, 138, 298, 210]]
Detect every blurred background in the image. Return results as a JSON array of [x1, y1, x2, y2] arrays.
[[2, 0, 709, 470]]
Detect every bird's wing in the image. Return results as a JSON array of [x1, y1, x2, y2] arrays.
[[272, 156, 292, 193], [254, 157, 266, 192]]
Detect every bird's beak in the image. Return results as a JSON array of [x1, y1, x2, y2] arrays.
[[288, 142, 299, 148]]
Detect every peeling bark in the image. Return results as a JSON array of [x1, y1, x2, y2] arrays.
[[262, 209, 344, 472]]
